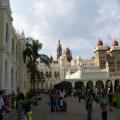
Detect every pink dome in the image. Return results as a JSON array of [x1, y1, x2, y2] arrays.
[[112, 40, 118, 46], [97, 38, 103, 46]]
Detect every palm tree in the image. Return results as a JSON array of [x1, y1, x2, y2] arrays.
[[23, 37, 50, 92]]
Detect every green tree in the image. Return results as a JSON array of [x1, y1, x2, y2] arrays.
[[23, 37, 50, 91]]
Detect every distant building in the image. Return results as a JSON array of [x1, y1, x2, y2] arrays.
[[94, 38, 120, 76], [38, 39, 120, 89]]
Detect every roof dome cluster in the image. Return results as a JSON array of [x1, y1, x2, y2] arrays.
[[64, 47, 70, 54], [97, 38, 119, 47], [112, 40, 118, 46], [96, 37, 119, 51]]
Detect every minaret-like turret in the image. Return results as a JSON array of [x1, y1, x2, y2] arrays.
[[56, 40, 62, 61], [64, 46, 72, 62], [94, 37, 107, 68]]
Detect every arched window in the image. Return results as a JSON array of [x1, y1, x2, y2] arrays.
[[54, 71, 57, 78], [49, 71, 52, 78], [6, 23, 9, 43], [11, 68, 14, 89], [46, 72, 49, 78], [40, 71, 43, 78], [5, 61, 8, 88], [12, 39, 15, 55]]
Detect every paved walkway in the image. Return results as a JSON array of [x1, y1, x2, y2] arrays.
[[4, 95, 120, 120], [32, 95, 120, 120]]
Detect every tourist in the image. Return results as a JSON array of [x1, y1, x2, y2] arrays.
[[100, 90, 108, 120], [16, 93, 26, 120], [77, 88, 82, 102], [11, 91, 16, 109], [85, 89, 93, 120], [54, 91, 60, 112], [60, 97, 64, 111], [49, 90, 56, 112], [60, 89, 65, 98], [0, 91, 4, 112], [108, 86, 113, 111], [26, 106, 32, 120]]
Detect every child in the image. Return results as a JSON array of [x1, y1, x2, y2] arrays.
[[26, 110, 32, 120], [60, 98, 64, 111]]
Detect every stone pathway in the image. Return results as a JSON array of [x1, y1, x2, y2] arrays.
[[4, 95, 120, 120]]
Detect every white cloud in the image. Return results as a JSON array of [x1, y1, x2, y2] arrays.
[[12, 14, 29, 34], [30, 26, 44, 42], [10, 0, 120, 59]]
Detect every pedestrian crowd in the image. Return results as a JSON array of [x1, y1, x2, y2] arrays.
[[16, 92, 32, 120], [0, 90, 33, 120], [48, 89, 67, 112], [0, 83, 120, 120], [47, 83, 120, 120], [0, 90, 16, 119]]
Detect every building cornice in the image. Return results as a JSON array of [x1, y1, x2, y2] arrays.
[[0, 7, 13, 21]]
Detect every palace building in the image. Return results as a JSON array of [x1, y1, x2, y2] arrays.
[[1, 0, 120, 93], [38, 39, 120, 90], [0, 0, 29, 94]]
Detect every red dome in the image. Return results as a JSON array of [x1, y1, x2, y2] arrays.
[[112, 40, 118, 46], [97, 39, 103, 46], [106, 45, 110, 51]]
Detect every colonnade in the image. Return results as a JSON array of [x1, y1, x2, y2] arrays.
[[30, 77, 120, 92]]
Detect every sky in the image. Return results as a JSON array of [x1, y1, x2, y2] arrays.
[[10, 0, 120, 59]]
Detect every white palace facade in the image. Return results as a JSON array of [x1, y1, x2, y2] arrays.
[[0, 0, 29, 94], [38, 40, 120, 90], [1, 0, 120, 93]]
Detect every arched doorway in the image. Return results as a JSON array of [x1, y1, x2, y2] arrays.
[[95, 80, 104, 90], [105, 80, 112, 88], [74, 81, 84, 89], [74, 81, 85, 97], [86, 81, 94, 90], [114, 79, 120, 93], [105, 80, 113, 93], [54, 81, 73, 95], [95, 80, 104, 95]]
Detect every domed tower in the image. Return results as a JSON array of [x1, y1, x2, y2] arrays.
[[110, 40, 120, 75], [56, 40, 62, 61], [94, 37, 107, 68], [112, 40, 118, 47], [64, 47, 72, 62]]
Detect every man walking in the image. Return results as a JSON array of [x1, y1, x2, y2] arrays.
[[100, 90, 108, 120], [85, 89, 93, 120]]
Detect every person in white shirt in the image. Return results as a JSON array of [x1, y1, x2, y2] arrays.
[[0, 92, 4, 110]]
